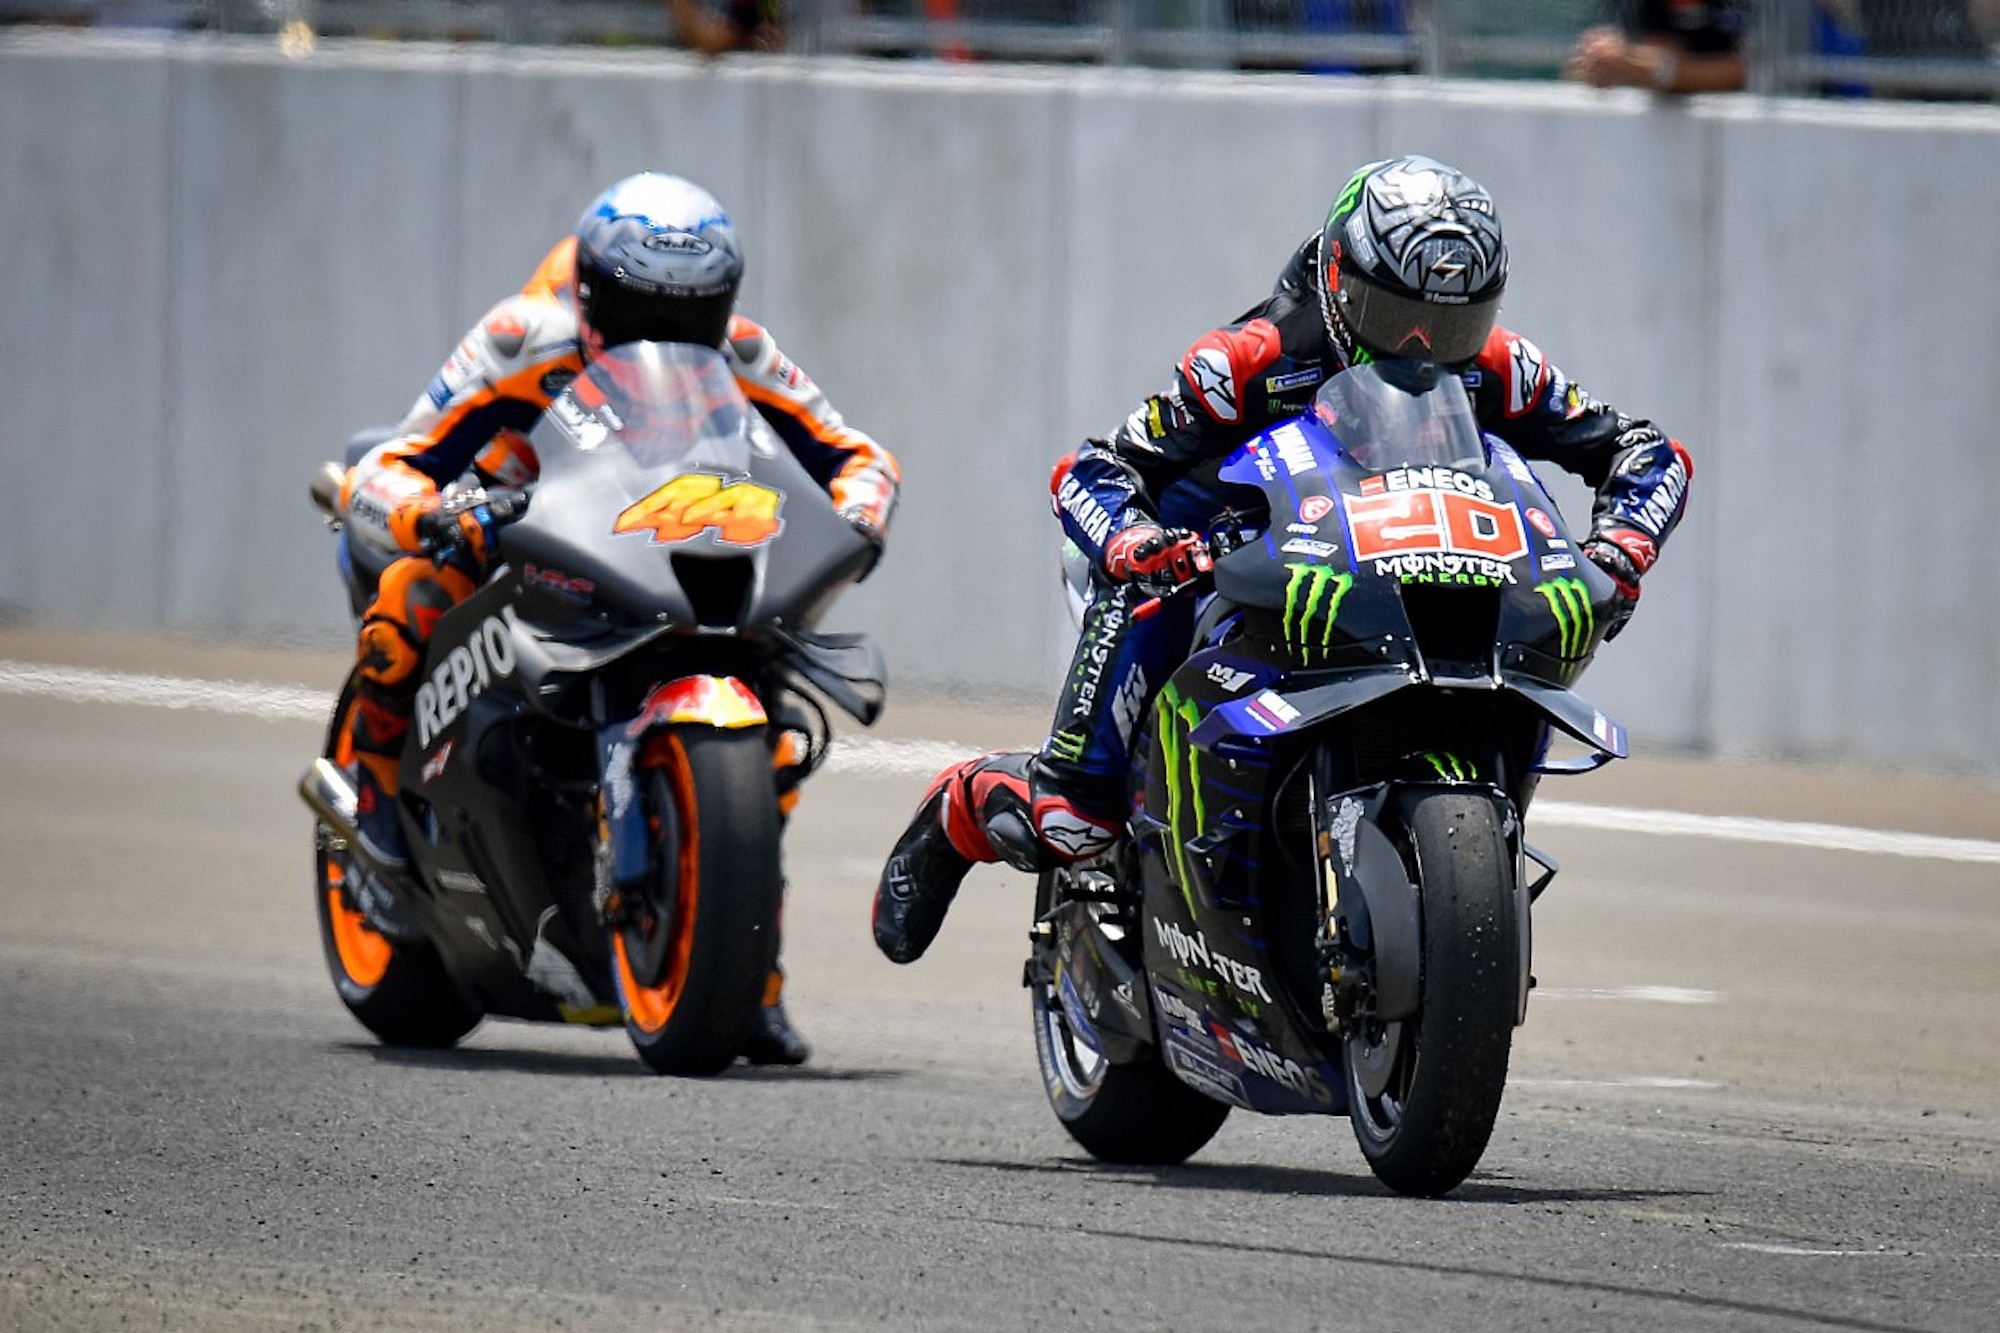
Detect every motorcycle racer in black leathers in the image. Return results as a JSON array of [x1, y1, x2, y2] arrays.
[[873, 154, 1693, 966]]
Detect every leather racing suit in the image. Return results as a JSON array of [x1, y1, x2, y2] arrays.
[[1035, 232, 1693, 838], [342, 235, 901, 831]]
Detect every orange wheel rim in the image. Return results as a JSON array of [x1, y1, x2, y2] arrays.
[[323, 689, 392, 988], [324, 862, 392, 987], [616, 734, 700, 1033]]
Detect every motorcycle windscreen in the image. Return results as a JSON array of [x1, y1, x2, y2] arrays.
[[503, 341, 873, 629], [1210, 362, 1489, 621], [1309, 359, 1486, 474]]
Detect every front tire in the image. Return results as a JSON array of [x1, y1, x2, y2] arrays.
[[615, 728, 782, 1076], [313, 679, 481, 1048], [1029, 868, 1231, 1165], [1345, 790, 1519, 1196]]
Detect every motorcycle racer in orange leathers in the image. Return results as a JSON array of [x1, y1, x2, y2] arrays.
[[341, 173, 900, 1064]]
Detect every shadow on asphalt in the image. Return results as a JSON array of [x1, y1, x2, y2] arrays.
[[345, 1040, 907, 1083], [942, 1154, 1694, 1206], [944, 1161, 1934, 1333]]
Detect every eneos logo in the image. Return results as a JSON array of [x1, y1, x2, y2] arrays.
[[614, 472, 784, 546]]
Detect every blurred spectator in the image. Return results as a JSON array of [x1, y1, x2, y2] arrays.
[[1813, 1, 1871, 97], [1565, 1, 1749, 92], [667, 0, 783, 54]]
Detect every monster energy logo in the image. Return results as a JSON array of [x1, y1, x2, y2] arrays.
[[1156, 683, 1205, 916], [1284, 563, 1354, 662], [1535, 577, 1595, 664], [1422, 752, 1478, 781], [1328, 167, 1368, 225], [1045, 728, 1087, 764]]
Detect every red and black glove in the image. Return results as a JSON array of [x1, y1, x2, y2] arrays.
[[1101, 523, 1211, 598], [1582, 523, 1656, 640]]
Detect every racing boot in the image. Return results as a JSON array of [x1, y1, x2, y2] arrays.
[[741, 968, 811, 1066], [873, 752, 1118, 965], [348, 758, 421, 942]]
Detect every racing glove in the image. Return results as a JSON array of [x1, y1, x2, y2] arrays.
[[831, 468, 894, 578], [1101, 523, 1211, 598], [1582, 523, 1656, 640], [392, 488, 528, 564]]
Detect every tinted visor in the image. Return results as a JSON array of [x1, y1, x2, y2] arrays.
[[1334, 276, 1499, 366], [579, 266, 735, 351]]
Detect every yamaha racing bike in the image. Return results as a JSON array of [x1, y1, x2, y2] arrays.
[[1030, 360, 1628, 1195], [302, 342, 885, 1074]]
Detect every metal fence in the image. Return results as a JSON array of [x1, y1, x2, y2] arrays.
[[3, 0, 1996, 98]]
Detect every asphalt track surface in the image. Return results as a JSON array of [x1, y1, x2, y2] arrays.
[[1, 628, 1996, 1332]]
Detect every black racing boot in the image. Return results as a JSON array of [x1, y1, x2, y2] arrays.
[[742, 1002, 812, 1066], [349, 763, 421, 943], [873, 778, 976, 965], [741, 970, 811, 1065]]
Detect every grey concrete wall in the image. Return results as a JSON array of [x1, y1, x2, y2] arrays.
[[3, 32, 1997, 776]]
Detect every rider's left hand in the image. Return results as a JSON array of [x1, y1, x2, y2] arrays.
[[1583, 523, 1655, 639], [840, 505, 886, 580]]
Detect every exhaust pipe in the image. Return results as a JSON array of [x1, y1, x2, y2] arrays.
[[300, 758, 360, 848], [302, 758, 411, 882], [309, 461, 346, 525]]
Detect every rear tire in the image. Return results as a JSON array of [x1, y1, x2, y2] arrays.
[[313, 678, 481, 1048], [1029, 869, 1232, 1165], [615, 728, 782, 1076], [1345, 790, 1519, 1196]]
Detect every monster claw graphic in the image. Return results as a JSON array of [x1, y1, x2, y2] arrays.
[[1156, 684, 1206, 916], [1283, 563, 1354, 663], [1535, 577, 1594, 663], [1422, 751, 1477, 781]]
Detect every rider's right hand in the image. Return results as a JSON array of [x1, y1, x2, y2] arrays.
[[1101, 522, 1211, 597], [395, 488, 527, 562]]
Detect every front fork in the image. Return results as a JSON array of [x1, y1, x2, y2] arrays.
[[1311, 762, 1542, 1036], [591, 674, 770, 927]]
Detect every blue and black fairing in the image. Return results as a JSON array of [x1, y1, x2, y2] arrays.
[[1179, 362, 1628, 769]]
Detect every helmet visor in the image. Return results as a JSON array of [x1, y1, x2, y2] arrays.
[[1334, 277, 1498, 366], [580, 268, 735, 351]]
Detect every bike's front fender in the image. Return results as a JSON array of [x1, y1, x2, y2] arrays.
[[627, 675, 769, 736]]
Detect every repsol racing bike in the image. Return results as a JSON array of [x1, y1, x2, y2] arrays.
[[301, 341, 884, 1075], [1029, 360, 1628, 1195]]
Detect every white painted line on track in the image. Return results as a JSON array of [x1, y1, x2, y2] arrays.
[[1526, 800, 2000, 866], [1535, 986, 1722, 1004], [1719, 1243, 1910, 1258], [6, 659, 2000, 866], [1511, 1076, 1727, 1090], [0, 661, 333, 722]]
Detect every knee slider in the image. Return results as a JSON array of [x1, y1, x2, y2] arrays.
[[356, 618, 423, 693]]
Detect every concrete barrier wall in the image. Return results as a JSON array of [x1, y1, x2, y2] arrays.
[[3, 32, 1997, 775]]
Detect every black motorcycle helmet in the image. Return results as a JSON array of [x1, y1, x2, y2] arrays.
[[1316, 155, 1508, 368], [573, 173, 745, 354]]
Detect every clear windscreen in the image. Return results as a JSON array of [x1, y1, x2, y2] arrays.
[[1311, 361, 1487, 473], [538, 340, 773, 484]]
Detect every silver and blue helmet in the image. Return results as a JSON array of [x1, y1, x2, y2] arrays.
[[1318, 155, 1507, 367], [574, 173, 744, 351]]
